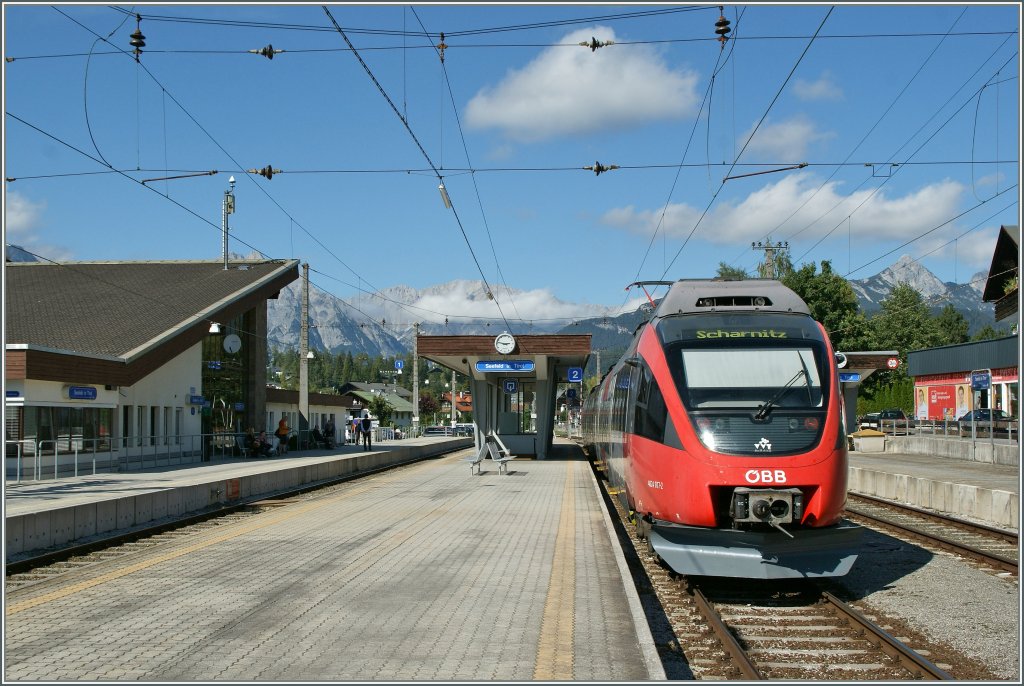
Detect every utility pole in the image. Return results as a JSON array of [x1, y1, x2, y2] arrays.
[[412, 322, 420, 437], [222, 176, 235, 270], [752, 240, 789, 279], [299, 263, 309, 444], [451, 369, 457, 427]]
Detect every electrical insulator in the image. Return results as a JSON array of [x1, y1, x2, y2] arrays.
[[129, 15, 146, 62], [715, 8, 731, 48], [249, 165, 280, 180], [436, 32, 447, 63], [250, 44, 283, 60], [585, 161, 620, 176]]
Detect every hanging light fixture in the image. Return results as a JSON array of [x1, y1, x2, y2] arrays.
[[209, 322, 223, 334], [438, 181, 452, 209]]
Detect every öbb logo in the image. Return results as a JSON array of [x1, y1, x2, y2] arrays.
[[745, 469, 787, 484]]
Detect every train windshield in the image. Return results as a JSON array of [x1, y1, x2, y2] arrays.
[[660, 313, 831, 456], [680, 349, 822, 410]]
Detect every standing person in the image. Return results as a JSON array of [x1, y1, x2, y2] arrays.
[[350, 415, 360, 445], [361, 412, 372, 451], [324, 418, 336, 448], [275, 412, 290, 455]]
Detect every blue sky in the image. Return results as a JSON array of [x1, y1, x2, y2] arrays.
[[3, 3, 1021, 326]]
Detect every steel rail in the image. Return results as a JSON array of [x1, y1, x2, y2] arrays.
[[822, 591, 954, 680], [849, 493, 1018, 542], [846, 500, 1017, 575], [688, 585, 763, 680]]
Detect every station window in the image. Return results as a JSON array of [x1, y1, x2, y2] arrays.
[[501, 382, 537, 434]]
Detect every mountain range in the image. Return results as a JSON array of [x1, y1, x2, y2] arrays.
[[267, 254, 996, 357], [3, 245, 997, 357]]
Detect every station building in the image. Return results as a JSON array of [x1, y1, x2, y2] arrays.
[[909, 225, 1019, 422], [4, 259, 298, 468]]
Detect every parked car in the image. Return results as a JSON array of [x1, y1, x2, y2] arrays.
[[423, 426, 452, 436], [454, 424, 474, 437], [877, 408, 912, 432], [957, 409, 1013, 437], [858, 412, 881, 430]]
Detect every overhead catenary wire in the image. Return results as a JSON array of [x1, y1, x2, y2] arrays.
[[409, 6, 527, 326], [791, 51, 1020, 270], [657, 6, 835, 285], [321, 5, 521, 345], [735, 7, 972, 269]]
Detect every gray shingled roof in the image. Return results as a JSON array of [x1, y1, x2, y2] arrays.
[[5, 260, 297, 358]]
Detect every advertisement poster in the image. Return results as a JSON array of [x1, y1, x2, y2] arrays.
[[955, 384, 971, 419], [928, 385, 956, 421], [916, 387, 928, 420]]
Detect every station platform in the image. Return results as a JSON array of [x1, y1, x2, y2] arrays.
[[3, 437, 663, 681], [848, 449, 1019, 530], [5, 436, 472, 559]]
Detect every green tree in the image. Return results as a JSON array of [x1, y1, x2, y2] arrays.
[[861, 283, 944, 401], [716, 262, 750, 280], [933, 304, 969, 346], [972, 324, 1013, 341], [782, 260, 871, 353], [368, 394, 394, 426]]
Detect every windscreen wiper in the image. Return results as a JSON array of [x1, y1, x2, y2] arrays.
[[754, 370, 807, 421]]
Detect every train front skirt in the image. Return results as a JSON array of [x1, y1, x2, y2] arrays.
[[647, 520, 863, 579]]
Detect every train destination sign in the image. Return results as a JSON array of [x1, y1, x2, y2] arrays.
[[475, 360, 535, 373]]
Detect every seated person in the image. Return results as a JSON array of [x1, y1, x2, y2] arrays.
[[245, 428, 260, 456], [255, 431, 274, 457]]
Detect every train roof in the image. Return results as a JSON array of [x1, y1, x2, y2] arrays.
[[652, 279, 810, 318]]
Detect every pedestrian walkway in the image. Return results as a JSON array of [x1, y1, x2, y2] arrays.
[[5, 436, 472, 559], [3, 438, 663, 681]]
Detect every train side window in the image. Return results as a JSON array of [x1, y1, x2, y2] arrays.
[[635, 366, 668, 443]]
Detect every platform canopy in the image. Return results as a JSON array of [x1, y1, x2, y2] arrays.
[[416, 334, 591, 382]]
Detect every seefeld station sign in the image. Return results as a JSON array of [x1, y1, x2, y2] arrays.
[[475, 360, 535, 373]]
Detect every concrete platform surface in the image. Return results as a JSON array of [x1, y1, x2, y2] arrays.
[[3, 439, 663, 681], [849, 450, 1019, 529]]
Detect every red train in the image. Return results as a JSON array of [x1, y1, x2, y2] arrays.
[[582, 279, 861, 579]]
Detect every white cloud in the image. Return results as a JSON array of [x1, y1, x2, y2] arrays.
[[599, 173, 967, 247], [793, 71, 843, 101], [951, 227, 1000, 270], [739, 114, 835, 159], [465, 26, 700, 142], [414, 285, 612, 323], [3, 189, 73, 261], [4, 189, 45, 239]]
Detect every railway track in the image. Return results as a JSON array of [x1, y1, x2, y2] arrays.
[[687, 579, 952, 680], [590, 461, 984, 680], [845, 493, 1018, 576], [5, 447, 469, 586]]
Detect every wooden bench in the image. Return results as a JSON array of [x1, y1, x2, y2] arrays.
[[464, 444, 488, 475]]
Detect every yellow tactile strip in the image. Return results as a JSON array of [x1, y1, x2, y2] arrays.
[[533, 459, 576, 680]]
